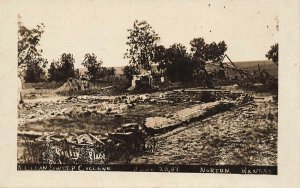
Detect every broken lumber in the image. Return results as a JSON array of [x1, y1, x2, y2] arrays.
[[145, 100, 235, 134]]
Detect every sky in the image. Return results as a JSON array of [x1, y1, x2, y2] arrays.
[[17, 0, 279, 68]]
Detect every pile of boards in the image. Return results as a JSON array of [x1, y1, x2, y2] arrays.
[[21, 123, 146, 164]]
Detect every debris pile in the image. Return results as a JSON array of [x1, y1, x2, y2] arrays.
[[127, 71, 153, 91], [56, 78, 89, 92], [19, 123, 146, 164], [19, 89, 252, 126], [18, 86, 258, 165], [19, 92, 249, 164], [162, 89, 244, 103]]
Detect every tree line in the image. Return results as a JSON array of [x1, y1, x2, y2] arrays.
[[18, 22, 115, 83], [123, 20, 278, 84], [18, 19, 278, 83], [123, 20, 228, 84]]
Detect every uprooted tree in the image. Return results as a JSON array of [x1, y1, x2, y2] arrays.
[[18, 19, 48, 82], [124, 20, 160, 70], [265, 43, 278, 65]]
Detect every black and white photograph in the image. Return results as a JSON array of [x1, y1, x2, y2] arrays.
[[15, 0, 280, 174], [2, 0, 300, 187]]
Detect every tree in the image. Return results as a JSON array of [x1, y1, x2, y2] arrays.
[[190, 38, 227, 85], [47, 53, 76, 82], [154, 45, 167, 71], [48, 60, 59, 81], [124, 20, 160, 70], [107, 67, 116, 76], [82, 53, 103, 80], [123, 65, 140, 81], [18, 19, 47, 82], [206, 41, 227, 62], [24, 62, 47, 82], [60, 53, 76, 80], [159, 43, 194, 83], [98, 67, 116, 78], [190, 38, 227, 64], [266, 43, 278, 65], [190, 38, 208, 65]]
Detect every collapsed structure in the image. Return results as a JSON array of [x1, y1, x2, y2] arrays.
[[215, 54, 278, 89], [18, 54, 277, 165], [56, 78, 90, 92], [125, 54, 278, 92], [19, 87, 255, 164], [127, 71, 153, 91]]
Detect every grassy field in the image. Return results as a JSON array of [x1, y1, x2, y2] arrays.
[[233, 60, 278, 77], [205, 60, 278, 80]]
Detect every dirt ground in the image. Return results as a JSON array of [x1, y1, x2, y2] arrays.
[[18, 85, 277, 165], [130, 95, 277, 165], [18, 96, 190, 135]]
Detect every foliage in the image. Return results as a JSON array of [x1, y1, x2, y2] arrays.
[[154, 45, 167, 70], [109, 67, 116, 76], [156, 38, 227, 85], [99, 67, 116, 78], [74, 69, 80, 79], [81, 53, 116, 80], [190, 38, 227, 64], [82, 53, 103, 80], [124, 20, 160, 70], [190, 38, 227, 85], [158, 43, 195, 83], [60, 53, 76, 79], [48, 53, 76, 82], [47, 61, 59, 81], [123, 65, 140, 81], [265, 43, 278, 65], [18, 21, 48, 82], [206, 41, 227, 62], [190, 38, 208, 66], [24, 63, 47, 82]]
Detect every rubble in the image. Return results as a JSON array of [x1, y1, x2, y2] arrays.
[[131, 97, 277, 165], [19, 123, 146, 164], [56, 78, 89, 92], [145, 100, 235, 133], [127, 71, 153, 91], [18, 85, 269, 165]]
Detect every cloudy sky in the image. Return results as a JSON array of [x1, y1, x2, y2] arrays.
[[17, 0, 279, 68]]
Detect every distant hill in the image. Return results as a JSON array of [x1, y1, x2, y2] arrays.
[[227, 60, 277, 77]]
